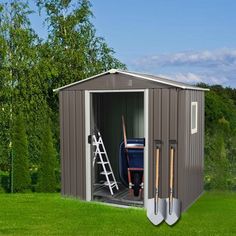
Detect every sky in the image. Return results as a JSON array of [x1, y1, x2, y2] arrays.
[[29, 0, 236, 87]]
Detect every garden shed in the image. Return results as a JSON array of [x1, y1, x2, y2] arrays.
[[54, 69, 208, 212]]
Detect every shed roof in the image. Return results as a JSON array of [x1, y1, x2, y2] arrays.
[[53, 69, 209, 92]]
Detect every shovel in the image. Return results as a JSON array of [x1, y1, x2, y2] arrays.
[[165, 145, 181, 226], [147, 143, 166, 225]]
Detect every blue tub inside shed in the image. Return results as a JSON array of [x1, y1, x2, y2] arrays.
[[119, 138, 145, 187]]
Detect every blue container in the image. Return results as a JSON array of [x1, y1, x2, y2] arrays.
[[119, 138, 144, 187]]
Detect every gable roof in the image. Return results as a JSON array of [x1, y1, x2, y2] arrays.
[[53, 69, 209, 92]]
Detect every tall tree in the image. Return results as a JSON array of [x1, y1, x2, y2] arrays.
[[37, 0, 126, 160], [37, 0, 126, 90], [0, 0, 49, 167], [12, 112, 30, 192], [37, 117, 57, 192]]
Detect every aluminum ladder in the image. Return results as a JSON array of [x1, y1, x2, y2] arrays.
[[92, 131, 119, 195]]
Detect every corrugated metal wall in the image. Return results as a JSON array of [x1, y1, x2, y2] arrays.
[[178, 90, 204, 211], [148, 89, 178, 199], [148, 89, 204, 212], [59, 90, 86, 199]]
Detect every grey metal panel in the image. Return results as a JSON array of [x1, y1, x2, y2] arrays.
[[69, 91, 77, 196], [179, 90, 204, 211], [60, 90, 86, 199], [64, 74, 172, 91], [75, 90, 86, 199], [160, 89, 170, 198], [75, 91, 83, 198], [81, 91, 86, 199], [185, 90, 191, 211], [177, 90, 188, 209], [59, 92, 65, 195], [148, 89, 154, 199], [150, 88, 178, 199], [63, 91, 70, 195], [169, 89, 178, 197], [201, 92, 205, 193], [151, 89, 162, 198]]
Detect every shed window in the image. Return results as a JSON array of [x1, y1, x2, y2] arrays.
[[191, 102, 198, 134]]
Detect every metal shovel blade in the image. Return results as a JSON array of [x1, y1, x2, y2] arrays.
[[147, 198, 166, 225], [165, 198, 181, 226]]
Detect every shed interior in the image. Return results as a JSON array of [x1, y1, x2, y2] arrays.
[[91, 92, 145, 206]]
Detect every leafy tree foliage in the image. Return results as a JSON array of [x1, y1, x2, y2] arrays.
[[36, 0, 126, 151], [202, 84, 236, 190]]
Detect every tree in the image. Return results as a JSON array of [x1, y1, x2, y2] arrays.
[[0, 0, 51, 166], [12, 112, 30, 192], [37, 0, 126, 92], [37, 118, 57, 192], [204, 87, 236, 191], [36, 0, 126, 162]]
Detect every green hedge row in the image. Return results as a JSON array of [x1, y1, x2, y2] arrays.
[[0, 168, 61, 193]]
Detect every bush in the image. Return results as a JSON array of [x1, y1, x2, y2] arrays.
[[12, 112, 31, 192], [0, 171, 10, 192], [37, 120, 57, 192], [29, 165, 38, 192], [55, 168, 61, 192]]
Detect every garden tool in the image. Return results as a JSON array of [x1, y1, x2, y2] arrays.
[[165, 143, 180, 226], [147, 142, 166, 225]]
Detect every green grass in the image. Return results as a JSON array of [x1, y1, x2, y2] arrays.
[[0, 192, 235, 235]]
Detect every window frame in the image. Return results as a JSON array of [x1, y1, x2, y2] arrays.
[[191, 101, 198, 134]]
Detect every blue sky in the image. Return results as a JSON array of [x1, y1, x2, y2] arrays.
[[29, 0, 236, 87]]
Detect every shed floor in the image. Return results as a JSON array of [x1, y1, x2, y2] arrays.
[[93, 183, 143, 207]]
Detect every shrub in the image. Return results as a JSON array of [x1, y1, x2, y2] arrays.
[[37, 120, 57, 192], [12, 112, 31, 192], [0, 171, 9, 192]]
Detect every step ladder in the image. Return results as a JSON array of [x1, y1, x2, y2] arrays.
[[92, 131, 119, 195]]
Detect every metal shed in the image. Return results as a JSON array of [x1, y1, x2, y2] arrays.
[[54, 69, 208, 212]]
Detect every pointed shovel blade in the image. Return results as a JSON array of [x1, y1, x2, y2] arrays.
[[147, 198, 166, 225], [165, 198, 181, 225]]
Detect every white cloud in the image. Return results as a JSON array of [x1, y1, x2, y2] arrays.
[[134, 49, 236, 67], [158, 73, 229, 85], [130, 48, 236, 87]]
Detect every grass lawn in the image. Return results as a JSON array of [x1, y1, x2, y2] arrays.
[[0, 192, 235, 235]]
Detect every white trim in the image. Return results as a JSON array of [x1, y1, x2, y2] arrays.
[[108, 68, 118, 74], [191, 101, 198, 134], [53, 69, 209, 92], [85, 90, 91, 201], [86, 89, 148, 208], [96, 202, 132, 209], [144, 89, 149, 209]]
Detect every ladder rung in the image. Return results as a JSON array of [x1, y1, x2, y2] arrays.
[[97, 162, 109, 164], [104, 181, 116, 186], [100, 171, 112, 175]]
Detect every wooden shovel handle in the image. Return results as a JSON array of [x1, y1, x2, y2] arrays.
[[169, 147, 174, 199], [155, 148, 160, 190], [121, 115, 127, 148]]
